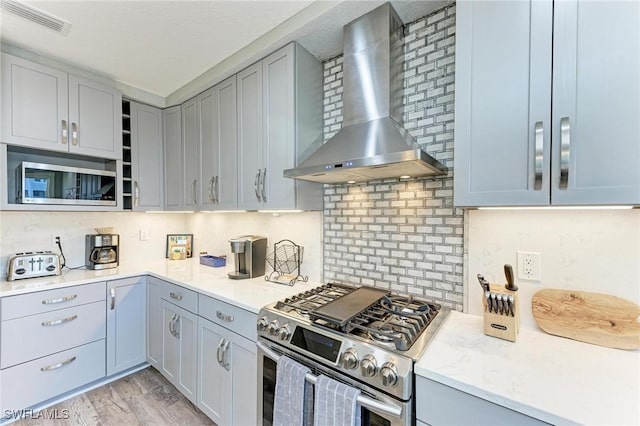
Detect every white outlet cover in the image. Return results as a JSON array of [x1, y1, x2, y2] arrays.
[[517, 251, 541, 281]]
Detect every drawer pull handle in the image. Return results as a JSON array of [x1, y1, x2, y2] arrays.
[[169, 292, 183, 301], [216, 311, 234, 322], [42, 294, 78, 305], [41, 356, 76, 372], [41, 314, 78, 327]]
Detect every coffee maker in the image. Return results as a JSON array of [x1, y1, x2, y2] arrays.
[[228, 235, 267, 280], [85, 234, 119, 270]]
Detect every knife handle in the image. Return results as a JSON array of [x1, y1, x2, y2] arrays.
[[504, 264, 518, 291]]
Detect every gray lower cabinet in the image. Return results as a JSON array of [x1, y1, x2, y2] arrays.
[[197, 295, 257, 426], [454, 0, 640, 207], [106, 277, 147, 376], [416, 377, 549, 426], [198, 76, 238, 211], [237, 42, 323, 211], [163, 105, 184, 210], [161, 298, 198, 404], [0, 282, 107, 413], [130, 102, 164, 210], [1, 53, 122, 160], [146, 276, 164, 369]]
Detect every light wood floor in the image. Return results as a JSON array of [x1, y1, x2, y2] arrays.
[[15, 367, 215, 426]]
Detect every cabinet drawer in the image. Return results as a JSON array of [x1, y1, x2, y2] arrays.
[[1, 301, 106, 369], [162, 282, 197, 313], [0, 339, 106, 413], [1, 282, 106, 321], [198, 294, 257, 341]]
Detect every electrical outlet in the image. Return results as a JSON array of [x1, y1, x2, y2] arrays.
[[51, 235, 60, 247], [139, 229, 149, 241], [517, 251, 541, 281]]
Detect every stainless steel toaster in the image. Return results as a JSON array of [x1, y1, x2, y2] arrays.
[[7, 252, 61, 281]]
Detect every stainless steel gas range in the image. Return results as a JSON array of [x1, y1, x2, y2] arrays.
[[256, 283, 448, 426]]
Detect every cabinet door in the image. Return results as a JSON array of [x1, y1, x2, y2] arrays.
[[163, 106, 183, 210], [68, 75, 122, 159], [551, 0, 640, 205], [453, 0, 553, 207], [197, 318, 231, 425], [198, 87, 218, 210], [147, 277, 164, 368], [106, 277, 147, 376], [262, 45, 296, 209], [131, 102, 163, 210], [1, 54, 68, 152], [161, 300, 197, 404], [217, 76, 238, 210], [182, 97, 200, 209], [230, 332, 257, 426], [237, 62, 264, 210]]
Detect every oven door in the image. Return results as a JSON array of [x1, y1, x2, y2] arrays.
[[257, 339, 411, 426]]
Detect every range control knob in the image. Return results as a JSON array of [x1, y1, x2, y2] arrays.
[[380, 362, 398, 387], [360, 354, 378, 377], [267, 320, 280, 336], [341, 348, 359, 370], [256, 317, 269, 332], [277, 324, 292, 341]]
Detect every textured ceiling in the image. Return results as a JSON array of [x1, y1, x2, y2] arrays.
[[0, 0, 449, 99]]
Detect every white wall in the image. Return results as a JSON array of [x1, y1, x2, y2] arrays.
[[0, 211, 188, 275], [187, 211, 323, 282], [0, 210, 323, 282], [466, 209, 640, 329]]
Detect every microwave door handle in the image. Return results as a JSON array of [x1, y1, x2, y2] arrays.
[[255, 341, 403, 419]]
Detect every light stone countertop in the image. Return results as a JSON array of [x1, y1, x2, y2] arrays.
[[0, 258, 321, 313], [415, 311, 640, 425]]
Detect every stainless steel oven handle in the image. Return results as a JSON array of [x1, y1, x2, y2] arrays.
[[256, 341, 402, 419]]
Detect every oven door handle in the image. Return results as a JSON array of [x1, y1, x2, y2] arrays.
[[256, 341, 403, 419]]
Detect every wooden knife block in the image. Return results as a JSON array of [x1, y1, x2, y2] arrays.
[[482, 284, 520, 342]]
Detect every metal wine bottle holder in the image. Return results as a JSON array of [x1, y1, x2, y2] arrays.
[[265, 239, 308, 286]]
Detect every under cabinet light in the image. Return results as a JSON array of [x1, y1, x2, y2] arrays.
[[201, 210, 248, 214], [145, 211, 195, 214], [477, 206, 634, 211], [258, 210, 304, 214]]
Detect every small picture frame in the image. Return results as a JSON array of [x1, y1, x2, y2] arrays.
[[166, 234, 193, 260]]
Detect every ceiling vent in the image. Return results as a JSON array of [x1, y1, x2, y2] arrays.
[[1, 0, 71, 35]]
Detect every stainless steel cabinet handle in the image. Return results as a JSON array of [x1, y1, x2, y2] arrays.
[[208, 176, 215, 203], [254, 169, 261, 201], [534, 121, 544, 190], [256, 341, 402, 418], [71, 122, 78, 146], [42, 294, 77, 305], [221, 339, 231, 371], [216, 338, 226, 367], [110, 287, 116, 310], [213, 176, 219, 204], [169, 292, 183, 301], [191, 179, 197, 205], [61, 120, 68, 144], [41, 314, 78, 327], [41, 356, 76, 372], [134, 181, 140, 207], [173, 315, 181, 339], [216, 311, 234, 322], [169, 313, 178, 338], [260, 168, 267, 202], [559, 117, 570, 189]]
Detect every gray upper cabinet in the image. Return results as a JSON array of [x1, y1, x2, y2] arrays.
[[1, 53, 122, 160], [454, 0, 640, 207], [198, 76, 238, 211], [182, 97, 200, 209], [130, 102, 163, 210], [237, 43, 323, 211], [163, 106, 184, 210]]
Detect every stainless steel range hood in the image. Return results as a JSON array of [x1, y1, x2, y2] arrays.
[[284, 3, 446, 184]]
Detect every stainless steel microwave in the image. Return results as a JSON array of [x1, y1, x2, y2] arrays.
[[16, 161, 117, 206]]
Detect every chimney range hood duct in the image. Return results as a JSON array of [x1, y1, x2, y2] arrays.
[[284, 3, 446, 184]]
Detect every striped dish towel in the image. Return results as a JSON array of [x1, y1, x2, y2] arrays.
[[273, 356, 313, 426], [313, 375, 361, 426]]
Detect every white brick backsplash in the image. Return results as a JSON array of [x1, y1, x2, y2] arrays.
[[322, 5, 462, 311]]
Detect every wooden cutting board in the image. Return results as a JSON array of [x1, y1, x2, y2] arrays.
[[532, 289, 640, 350]]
